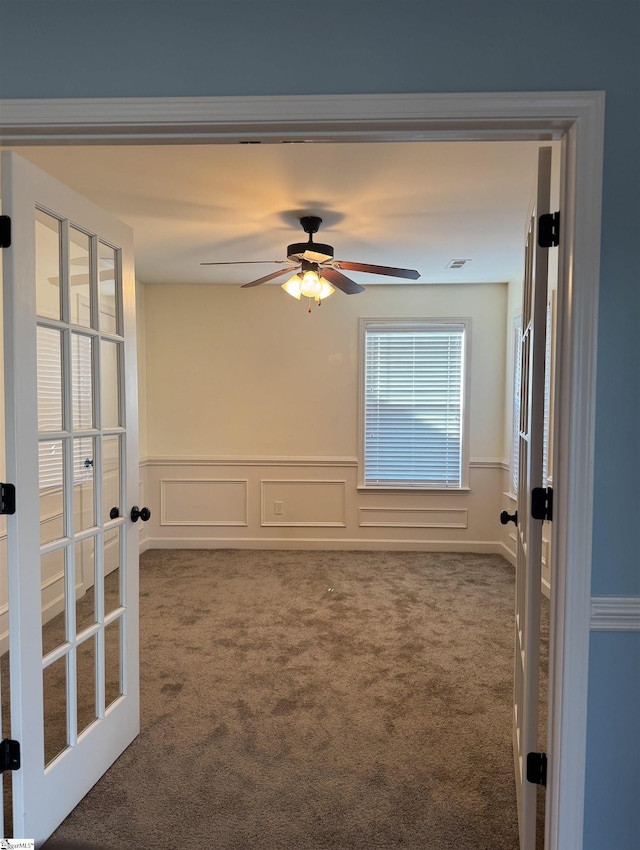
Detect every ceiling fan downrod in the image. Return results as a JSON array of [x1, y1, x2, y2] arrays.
[[287, 216, 334, 264]]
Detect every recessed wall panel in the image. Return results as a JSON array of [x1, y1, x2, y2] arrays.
[[261, 480, 346, 527], [359, 507, 468, 528], [161, 479, 248, 526]]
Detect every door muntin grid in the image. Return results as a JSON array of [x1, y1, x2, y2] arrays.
[[36, 207, 127, 768]]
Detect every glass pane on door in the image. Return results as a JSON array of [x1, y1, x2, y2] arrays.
[[100, 340, 121, 428], [98, 242, 119, 334], [102, 435, 121, 523], [75, 538, 97, 634], [35, 209, 62, 321], [104, 618, 123, 709], [41, 549, 67, 657], [73, 436, 95, 533], [39, 440, 66, 546], [104, 527, 122, 616], [37, 326, 63, 433], [72, 333, 94, 431], [69, 227, 93, 328], [76, 636, 97, 735], [43, 656, 68, 767]]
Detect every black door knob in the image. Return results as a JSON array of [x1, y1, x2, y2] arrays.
[[500, 509, 518, 526], [110, 506, 120, 519], [131, 505, 151, 523]]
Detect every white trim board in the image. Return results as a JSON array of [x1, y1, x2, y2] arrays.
[[144, 536, 508, 553], [144, 455, 358, 468], [0, 91, 605, 850], [0, 92, 600, 144], [143, 455, 503, 469]]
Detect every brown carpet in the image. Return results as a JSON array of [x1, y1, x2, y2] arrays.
[[35, 549, 548, 849]]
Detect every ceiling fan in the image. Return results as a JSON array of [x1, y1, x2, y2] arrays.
[[201, 216, 421, 305]]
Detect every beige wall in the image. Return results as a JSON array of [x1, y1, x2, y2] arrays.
[[144, 282, 507, 460], [136, 280, 148, 459], [141, 281, 510, 550]]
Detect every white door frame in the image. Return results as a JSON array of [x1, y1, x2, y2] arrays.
[[0, 91, 605, 850]]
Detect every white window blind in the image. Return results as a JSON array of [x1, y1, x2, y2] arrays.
[[363, 323, 465, 487]]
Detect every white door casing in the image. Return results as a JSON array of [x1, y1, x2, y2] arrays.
[[1, 150, 140, 844], [513, 146, 552, 849], [0, 92, 605, 850]]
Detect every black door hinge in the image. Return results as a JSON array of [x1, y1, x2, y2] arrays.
[[538, 211, 560, 248], [0, 739, 20, 773], [0, 216, 10, 248], [531, 486, 553, 522], [0, 483, 16, 515], [526, 751, 547, 787]]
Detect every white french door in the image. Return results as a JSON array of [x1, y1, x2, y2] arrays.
[[1, 151, 140, 844], [513, 146, 552, 850]]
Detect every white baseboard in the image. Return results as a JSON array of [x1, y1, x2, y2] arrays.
[[144, 536, 507, 554], [498, 541, 516, 567]]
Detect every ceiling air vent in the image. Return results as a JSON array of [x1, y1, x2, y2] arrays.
[[446, 259, 471, 270]]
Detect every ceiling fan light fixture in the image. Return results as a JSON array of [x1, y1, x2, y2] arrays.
[[281, 271, 335, 306], [316, 279, 335, 301], [300, 269, 323, 298], [281, 273, 303, 299]]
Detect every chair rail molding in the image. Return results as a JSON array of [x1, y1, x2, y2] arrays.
[[590, 597, 640, 632]]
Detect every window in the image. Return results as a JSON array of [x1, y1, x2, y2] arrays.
[[360, 319, 469, 488]]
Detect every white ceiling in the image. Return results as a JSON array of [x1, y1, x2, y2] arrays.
[[2, 140, 546, 288]]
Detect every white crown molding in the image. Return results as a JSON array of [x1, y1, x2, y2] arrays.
[[590, 597, 640, 632]]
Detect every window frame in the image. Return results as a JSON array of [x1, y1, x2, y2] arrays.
[[358, 316, 471, 493]]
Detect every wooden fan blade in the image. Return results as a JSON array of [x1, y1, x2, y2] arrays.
[[200, 260, 288, 266], [333, 261, 420, 280], [241, 267, 298, 288], [321, 267, 365, 295]]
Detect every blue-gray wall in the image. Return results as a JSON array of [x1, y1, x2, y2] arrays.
[[1, 2, 639, 846]]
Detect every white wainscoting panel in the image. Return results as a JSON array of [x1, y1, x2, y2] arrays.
[[359, 506, 467, 528], [142, 457, 507, 550], [261, 479, 346, 527], [161, 478, 248, 526]]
